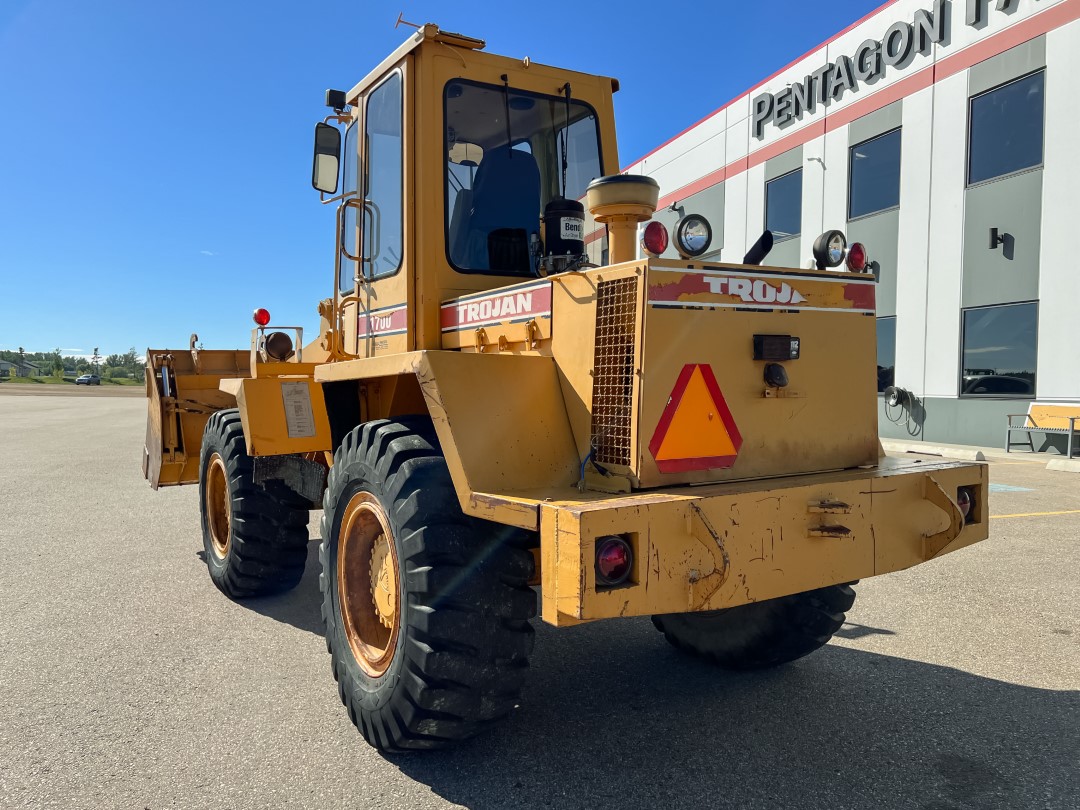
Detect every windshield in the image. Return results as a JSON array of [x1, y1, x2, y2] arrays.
[[444, 79, 603, 276]]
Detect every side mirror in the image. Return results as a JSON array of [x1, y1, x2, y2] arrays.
[[311, 122, 341, 194]]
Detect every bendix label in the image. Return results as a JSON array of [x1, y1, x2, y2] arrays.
[[560, 218, 584, 241]]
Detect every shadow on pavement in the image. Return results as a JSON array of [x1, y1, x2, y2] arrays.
[[834, 622, 897, 640], [390, 619, 1079, 810], [204, 543, 1078, 808], [206, 541, 326, 636]]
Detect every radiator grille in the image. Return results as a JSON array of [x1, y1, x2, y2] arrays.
[[590, 277, 639, 467]]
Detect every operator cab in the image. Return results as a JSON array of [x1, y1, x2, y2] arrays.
[[310, 24, 620, 358]]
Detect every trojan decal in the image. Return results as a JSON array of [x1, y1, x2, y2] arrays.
[[648, 269, 875, 314], [705, 276, 807, 305], [441, 280, 552, 332]]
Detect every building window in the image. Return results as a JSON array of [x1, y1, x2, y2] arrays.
[[849, 129, 901, 220], [765, 169, 802, 242], [968, 70, 1044, 186], [960, 303, 1037, 397], [877, 317, 896, 394]]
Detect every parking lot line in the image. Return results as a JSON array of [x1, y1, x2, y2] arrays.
[[990, 509, 1080, 520]]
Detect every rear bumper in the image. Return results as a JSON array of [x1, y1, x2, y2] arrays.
[[538, 458, 988, 626]]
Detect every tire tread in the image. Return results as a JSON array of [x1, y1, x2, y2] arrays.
[[651, 583, 857, 670], [320, 416, 536, 752], [199, 409, 309, 598]]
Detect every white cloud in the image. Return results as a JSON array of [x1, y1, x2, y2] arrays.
[[200, 250, 217, 256]]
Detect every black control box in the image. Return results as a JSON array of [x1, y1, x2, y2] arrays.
[[753, 334, 801, 361]]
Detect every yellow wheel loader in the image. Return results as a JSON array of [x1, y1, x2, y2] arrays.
[[143, 24, 988, 752]]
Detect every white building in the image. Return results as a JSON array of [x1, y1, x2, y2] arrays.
[[627, 0, 1079, 449]]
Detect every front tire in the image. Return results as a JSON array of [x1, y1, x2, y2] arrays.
[[652, 583, 857, 670], [320, 416, 536, 752], [198, 409, 310, 598]]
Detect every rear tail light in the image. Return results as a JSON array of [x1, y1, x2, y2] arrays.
[[846, 242, 869, 273], [641, 221, 669, 257], [595, 535, 634, 587], [956, 487, 974, 522], [253, 308, 271, 326]]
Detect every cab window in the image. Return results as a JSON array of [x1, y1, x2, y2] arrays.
[[444, 80, 603, 276], [339, 122, 358, 291], [364, 72, 404, 280]]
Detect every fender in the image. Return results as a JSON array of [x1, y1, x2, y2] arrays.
[[316, 351, 580, 530]]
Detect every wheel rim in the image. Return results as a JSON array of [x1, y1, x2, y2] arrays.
[[337, 491, 401, 677], [205, 453, 231, 559]]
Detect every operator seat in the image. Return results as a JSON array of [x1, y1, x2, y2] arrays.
[[460, 147, 541, 273]]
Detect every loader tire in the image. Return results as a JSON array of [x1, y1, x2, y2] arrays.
[[320, 416, 536, 752], [199, 409, 309, 598], [651, 583, 857, 670]]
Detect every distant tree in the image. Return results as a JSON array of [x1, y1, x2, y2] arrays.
[[125, 347, 145, 383], [91, 347, 101, 372]]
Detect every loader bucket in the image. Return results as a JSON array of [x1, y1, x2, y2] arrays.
[[143, 345, 250, 488]]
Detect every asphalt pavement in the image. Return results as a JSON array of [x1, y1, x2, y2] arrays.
[[1, 391, 1077, 809]]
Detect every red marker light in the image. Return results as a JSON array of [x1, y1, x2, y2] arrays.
[[846, 242, 869, 273], [956, 487, 974, 522], [641, 221, 669, 257], [595, 535, 634, 587], [253, 308, 271, 326]]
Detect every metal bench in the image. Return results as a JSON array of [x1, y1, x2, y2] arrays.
[[1006, 403, 1080, 457]]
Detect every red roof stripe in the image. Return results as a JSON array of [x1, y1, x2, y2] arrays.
[[623, 0, 903, 171], [645, 0, 1079, 213]]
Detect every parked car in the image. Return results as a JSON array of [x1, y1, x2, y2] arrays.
[[75, 374, 101, 386], [961, 374, 1033, 395]]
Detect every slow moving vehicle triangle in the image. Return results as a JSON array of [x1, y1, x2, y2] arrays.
[[649, 364, 743, 473]]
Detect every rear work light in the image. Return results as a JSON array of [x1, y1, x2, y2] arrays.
[[812, 230, 847, 269], [595, 535, 634, 587], [641, 221, 669, 257], [264, 331, 294, 361]]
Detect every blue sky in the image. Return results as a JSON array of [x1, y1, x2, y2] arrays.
[[0, 0, 880, 356]]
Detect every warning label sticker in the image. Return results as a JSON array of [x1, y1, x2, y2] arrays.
[[281, 382, 316, 439]]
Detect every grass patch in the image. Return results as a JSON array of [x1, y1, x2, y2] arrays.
[[0, 376, 143, 385], [0, 376, 72, 384]]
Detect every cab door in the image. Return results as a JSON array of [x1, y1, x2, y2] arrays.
[[343, 66, 410, 358]]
